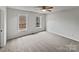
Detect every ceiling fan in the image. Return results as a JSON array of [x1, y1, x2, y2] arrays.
[[40, 6, 54, 12]]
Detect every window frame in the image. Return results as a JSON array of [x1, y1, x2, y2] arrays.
[[17, 14, 28, 32], [36, 16, 42, 28]]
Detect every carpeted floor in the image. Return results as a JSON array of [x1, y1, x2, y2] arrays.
[[0, 31, 79, 52]]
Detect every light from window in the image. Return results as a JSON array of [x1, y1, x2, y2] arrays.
[[19, 15, 26, 31], [36, 17, 40, 27]]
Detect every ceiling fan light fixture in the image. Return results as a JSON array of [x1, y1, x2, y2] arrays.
[[40, 6, 53, 12], [41, 9, 47, 12]]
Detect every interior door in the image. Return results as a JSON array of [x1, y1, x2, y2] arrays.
[[0, 11, 1, 45], [0, 10, 4, 47], [0, 7, 7, 47], [0, 23, 3, 47]]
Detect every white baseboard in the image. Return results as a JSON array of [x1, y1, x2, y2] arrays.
[[47, 31, 79, 42], [7, 30, 45, 40]]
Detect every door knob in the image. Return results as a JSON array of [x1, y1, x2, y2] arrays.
[[0, 30, 2, 32]]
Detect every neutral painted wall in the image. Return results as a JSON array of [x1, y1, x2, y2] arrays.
[[0, 6, 7, 47], [46, 7, 79, 41], [7, 8, 46, 39]]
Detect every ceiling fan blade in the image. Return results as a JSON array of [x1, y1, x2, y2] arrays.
[[37, 6, 54, 12], [47, 10, 52, 12]]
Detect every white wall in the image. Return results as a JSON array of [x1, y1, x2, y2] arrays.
[[7, 8, 46, 39], [0, 6, 7, 47], [46, 7, 79, 41]]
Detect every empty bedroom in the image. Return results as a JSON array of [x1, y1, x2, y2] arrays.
[[0, 6, 79, 52]]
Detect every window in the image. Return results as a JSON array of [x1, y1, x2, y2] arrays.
[[19, 15, 26, 31], [36, 16, 41, 27]]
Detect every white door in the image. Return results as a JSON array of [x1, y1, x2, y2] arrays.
[[0, 11, 2, 46], [0, 7, 7, 47], [0, 12, 1, 46], [0, 10, 5, 47], [0, 26, 3, 46], [0, 21, 1, 45]]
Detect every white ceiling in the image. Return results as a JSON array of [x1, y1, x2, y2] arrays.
[[8, 6, 78, 14]]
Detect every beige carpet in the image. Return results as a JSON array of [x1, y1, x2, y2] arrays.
[[0, 31, 79, 52]]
